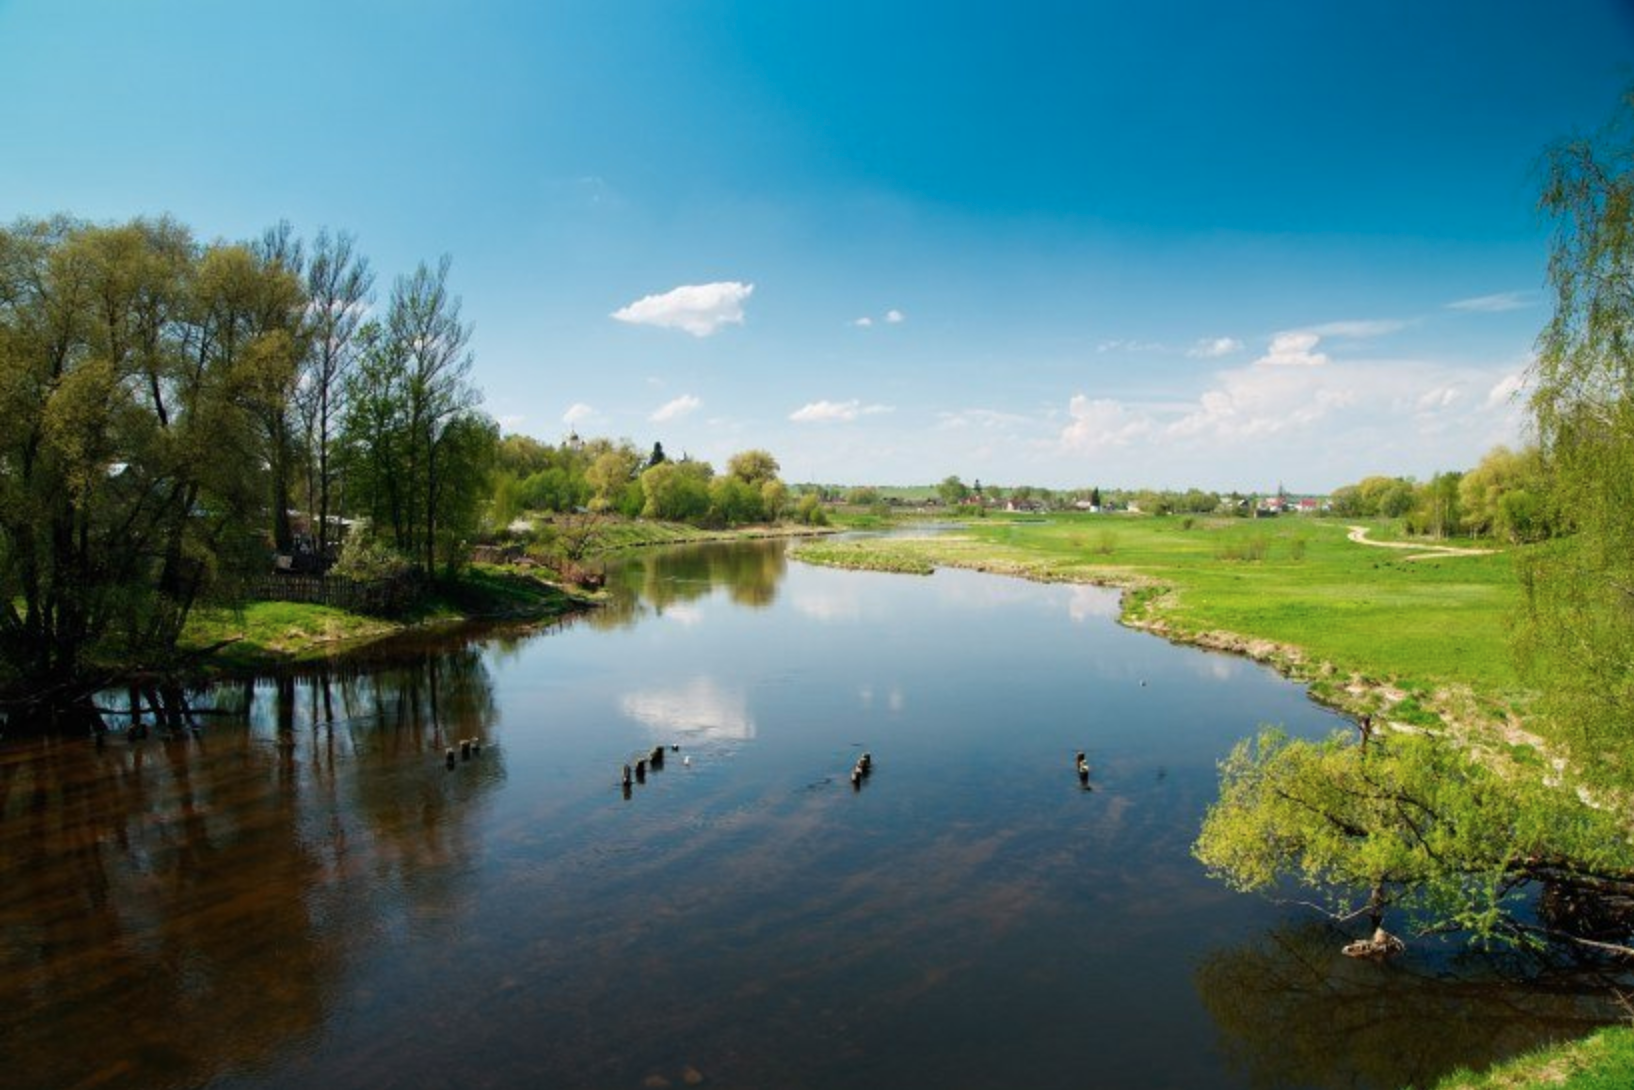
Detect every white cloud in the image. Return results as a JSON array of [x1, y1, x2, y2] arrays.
[[1486, 371, 1527, 407], [1058, 395, 1153, 453], [621, 677, 755, 741], [1255, 331, 1329, 367], [853, 308, 905, 327], [611, 281, 754, 337], [496, 413, 526, 431], [651, 394, 702, 422], [790, 399, 892, 423], [1187, 337, 1243, 359], [562, 402, 594, 426], [1448, 292, 1529, 313]]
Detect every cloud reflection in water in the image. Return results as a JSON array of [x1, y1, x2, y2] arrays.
[[620, 676, 756, 741]]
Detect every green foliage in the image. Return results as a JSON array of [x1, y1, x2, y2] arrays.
[[793, 492, 829, 526], [797, 493, 836, 529], [1194, 728, 1634, 950], [640, 459, 713, 522], [937, 474, 969, 506], [0, 216, 294, 686], [329, 534, 413, 582], [1519, 90, 1634, 790], [1406, 470, 1466, 539]]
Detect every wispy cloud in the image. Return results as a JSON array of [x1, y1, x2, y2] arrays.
[[1187, 336, 1243, 359], [1305, 318, 1407, 338], [1447, 292, 1529, 313], [1097, 338, 1165, 354], [612, 281, 754, 337], [851, 316, 874, 328], [790, 399, 893, 423], [562, 402, 595, 426], [650, 394, 702, 422], [885, 308, 905, 324]]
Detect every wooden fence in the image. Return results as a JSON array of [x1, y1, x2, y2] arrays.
[[246, 572, 422, 615]]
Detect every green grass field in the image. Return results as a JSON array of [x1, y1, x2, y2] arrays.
[[797, 514, 1531, 727]]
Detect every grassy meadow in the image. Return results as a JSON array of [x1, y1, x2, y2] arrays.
[[798, 513, 1531, 731]]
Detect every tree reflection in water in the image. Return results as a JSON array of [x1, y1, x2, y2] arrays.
[[1194, 920, 1624, 1089], [592, 540, 790, 629], [0, 646, 502, 1090]]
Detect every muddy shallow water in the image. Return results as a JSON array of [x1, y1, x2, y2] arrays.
[[0, 542, 1619, 1089]]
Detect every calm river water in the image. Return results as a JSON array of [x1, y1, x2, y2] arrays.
[[0, 541, 1620, 1089]]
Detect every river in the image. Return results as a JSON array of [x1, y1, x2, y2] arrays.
[[0, 540, 1619, 1089]]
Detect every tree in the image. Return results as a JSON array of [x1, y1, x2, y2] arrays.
[[1458, 445, 1551, 542], [793, 492, 828, 526], [1406, 470, 1463, 539], [937, 475, 968, 506], [341, 257, 492, 574], [1194, 728, 1634, 957], [584, 444, 641, 512], [0, 217, 281, 702], [236, 228, 309, 555], [296, 228, 373, 559], [726, 448, 779, 487], [709, 475, 762, 525], [640, 459, 712, 522], [1520, 91, 1634, 787]]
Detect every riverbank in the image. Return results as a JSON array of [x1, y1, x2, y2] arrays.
[[176, 520, 834, 675], [794, 515, 1536, 755], [178, 566, 597, 674]]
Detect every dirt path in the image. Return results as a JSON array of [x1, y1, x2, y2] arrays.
[[1345, 525, 1496, 560]]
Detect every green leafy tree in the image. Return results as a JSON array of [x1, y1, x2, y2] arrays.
[[726, 448, 780, 487], [1195, 728, 1634, 956], [640, 459, 712, 521], [1458, 445, 1550, 542], [0, 216, 279, 697], [708, 475, 763, 526], [584, 444, 641, 512], [1406, 470, 1464, 539], [341, 257, 493, 574], [1520, 91, 1634, 786], [295, 227, 373, 559], [937, 475, 968, 506], [793, 492, 828, 526]]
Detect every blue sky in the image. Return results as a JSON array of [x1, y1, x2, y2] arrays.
[[4, 1, 1632, 491]]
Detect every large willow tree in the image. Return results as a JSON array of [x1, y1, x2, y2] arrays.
[[1522, 92, 1634, 788]]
